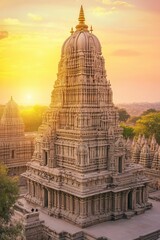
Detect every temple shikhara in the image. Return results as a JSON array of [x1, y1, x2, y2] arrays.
[[0, 97, 34, 183], [23, 6, 152, 227]]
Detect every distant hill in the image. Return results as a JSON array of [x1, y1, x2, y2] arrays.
[[116, 102, 160, 116]]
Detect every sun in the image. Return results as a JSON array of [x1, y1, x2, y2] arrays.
[[25, 94, 34, 105]]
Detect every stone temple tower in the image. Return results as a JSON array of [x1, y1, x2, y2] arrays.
[[0, 97, 34, 181], [23, 6, 151, 227]]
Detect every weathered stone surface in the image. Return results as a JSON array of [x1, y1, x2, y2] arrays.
[[0, 97, 34, 184], [22, 6, 151, 228], [131, 135, 160, 190]]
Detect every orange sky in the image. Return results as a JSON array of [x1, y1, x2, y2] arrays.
[[0, 0, 160, 105]]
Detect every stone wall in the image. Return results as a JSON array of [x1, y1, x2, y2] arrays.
[[133, 230, 160, 240]]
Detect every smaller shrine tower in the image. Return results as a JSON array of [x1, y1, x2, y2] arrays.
[[0, 97, 34, 183]]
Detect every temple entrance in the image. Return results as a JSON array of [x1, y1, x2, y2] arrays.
[[44, 188, 48, 208], [128, 191, 132, 210]]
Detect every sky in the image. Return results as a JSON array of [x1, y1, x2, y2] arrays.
[[0, 0, 160, 105]]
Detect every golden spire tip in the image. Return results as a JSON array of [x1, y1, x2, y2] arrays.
[[76, 5, 88, 31], [79, 5, 85, 24]]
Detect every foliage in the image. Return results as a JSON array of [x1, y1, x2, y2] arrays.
[[126, 116, 140, 125], [134, 112, 160, 144], [118, 108, 130, 122], [120, 124, 135, 139], [0, 164, 19, 223], [0, 164, 23, 239], [0, 223, 23, 240], [141, 108, 157, 116]]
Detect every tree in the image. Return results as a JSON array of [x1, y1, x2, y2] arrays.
[[118, 108, 130, 122], [0, 163, 23, 239], [134, 112, 160, 144], [120, 124, 135, 139], [141, 108, 157, 116], [126, 116, 140, 125]]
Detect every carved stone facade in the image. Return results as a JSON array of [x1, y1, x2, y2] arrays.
[[0, 97, 34, 183], [23, 6, 151, 227], [131, 135, 160, 190]]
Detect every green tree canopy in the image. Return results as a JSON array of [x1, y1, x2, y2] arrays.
[[0, 164, 22, 239], [141, 108, 157, 116], [120, 124, 135, 139], [118, 108, 130, 122], [134, 112, 160, 144]]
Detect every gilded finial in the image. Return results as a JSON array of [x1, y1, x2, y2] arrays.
[[79, 5, 85, 24], [76, 5, 88, 31], [90, 25, 93, 33], [70, 27, 74, 35]]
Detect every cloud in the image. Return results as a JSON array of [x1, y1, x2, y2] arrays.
[[0, 31, 8, 40], [98, 0, 134, 10], [27, 13, 44, 22], [111, 49, 141, 57], [3, 18, 21, 25], [92, 7, 113, 16]]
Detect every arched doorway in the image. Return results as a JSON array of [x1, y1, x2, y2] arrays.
[[128, 191, 132, 210]]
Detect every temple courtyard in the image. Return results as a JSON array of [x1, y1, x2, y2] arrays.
[[17, 193, 160, 240]]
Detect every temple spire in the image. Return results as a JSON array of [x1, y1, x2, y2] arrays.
[[78, 5, 85, 25], [76, 5, 88, 31]]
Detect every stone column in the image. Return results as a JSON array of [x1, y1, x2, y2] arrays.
[[27, 180, 29, 194], [65, 194, 68, 211], [48, 189, 52, 209], [61, 192, 64, 210], [109, 194, 112, 212], [54, 190, 57, 208], [105, 194, 109, 213], [80, 199, 86, 217], [31, 181, 34, 197], [70, 195, 73, 213], [75, 197, 79, 215], [100, 194, 104, 214], [113, 194, 118, 212], [132, 189, 136, 209], [125, 191, 129, 211], [142, 187, 145, 204], [87, 198, 92, 216], [117, 193, 121, 211], [42, 187, 45, 207], [122, 192, 126, 211]]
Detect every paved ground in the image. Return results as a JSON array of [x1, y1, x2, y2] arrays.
[[149, 190, 160, 201], [20, 198, 160, 240]]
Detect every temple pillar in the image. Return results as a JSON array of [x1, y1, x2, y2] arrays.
[[48, 189, 52, 209], [133, 189, 136, 209], [87, 198, 92, 216], [113, 194, 118, 211], [75, 197, 79, 215], [100, 194, 104, 214], [42, 187, 45, 207]]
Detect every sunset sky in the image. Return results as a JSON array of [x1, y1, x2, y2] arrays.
[[0, 0, 160, 105]]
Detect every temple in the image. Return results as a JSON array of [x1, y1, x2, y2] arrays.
[[0, 97, 34, 184], [23, 6, 152, 227], [132, 135, 160, 190]]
